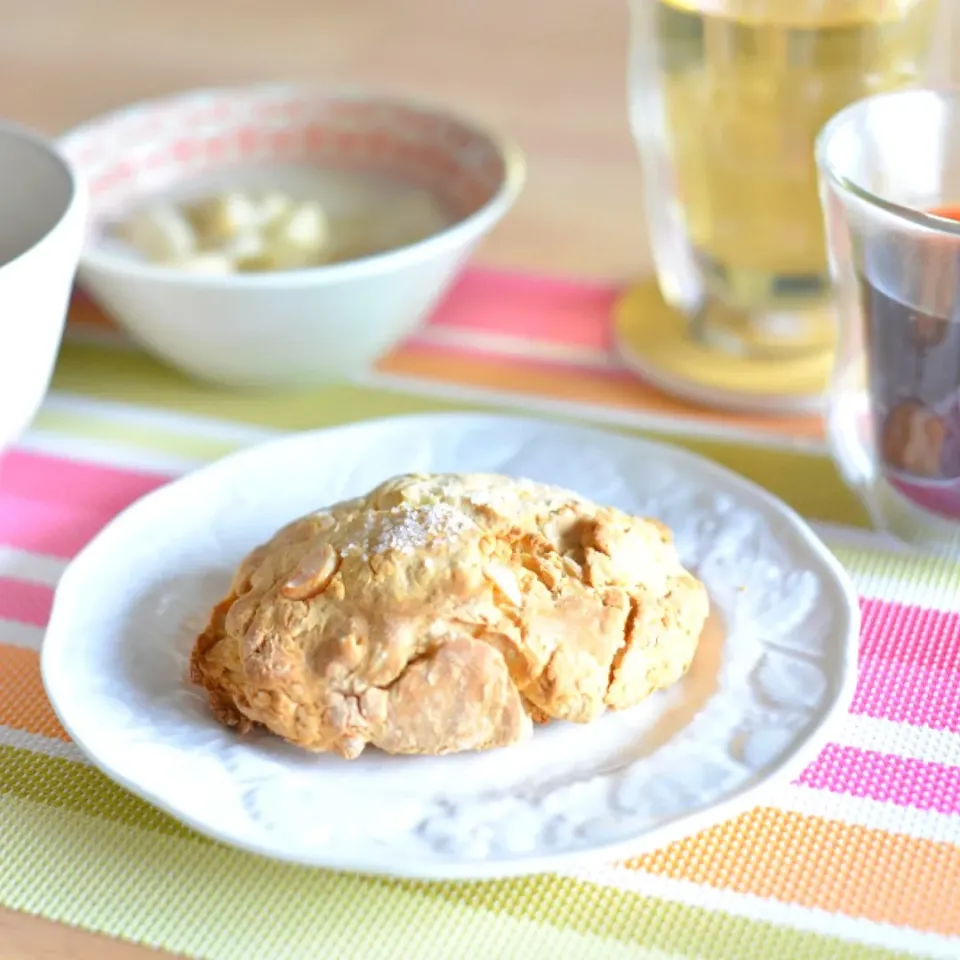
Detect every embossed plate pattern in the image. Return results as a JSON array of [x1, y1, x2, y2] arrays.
[[42, 414, 860, 879]]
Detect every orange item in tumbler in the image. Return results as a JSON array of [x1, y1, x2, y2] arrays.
[[930, 206, 960, 222]]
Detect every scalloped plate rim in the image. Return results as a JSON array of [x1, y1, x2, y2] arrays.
[[41, 412, 861, 879]]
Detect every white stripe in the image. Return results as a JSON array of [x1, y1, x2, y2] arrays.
[[32, 380, 829, 475], [831, 714, 960, 768], [818, 524, 960, 611], [354, 369, 829, 454], [772, 782, 960, 845], [565, 865, 960, 959], [17, 429, 207, 476], [0, 619, 44, 650], [852, 567, 960, 612], [0, 725, 87, 763], [411, 325, 617, 370], [855, 567, 960, 610], [42, 391, 279, 445], [53, 383, 822, 458], [0, 547, 66, 587], [816, 522, 918, 555]]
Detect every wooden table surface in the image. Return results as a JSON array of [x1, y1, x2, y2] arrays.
[[0, 0, 647, 285], [0, 0, 956, 956]]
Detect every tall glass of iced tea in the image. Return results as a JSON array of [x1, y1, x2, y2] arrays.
[[629, 0, 940, 359], [818, 88, 960, 551]]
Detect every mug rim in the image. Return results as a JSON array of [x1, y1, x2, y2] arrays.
[[0, 119, 86, 272], [816, 86, 960, 238]]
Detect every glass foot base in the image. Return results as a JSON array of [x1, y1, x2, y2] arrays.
[[613, 279, 833, 415], [865, 478, 960, 556], [693, 293, 838, 360]]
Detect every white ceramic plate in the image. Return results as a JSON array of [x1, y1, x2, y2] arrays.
[[42, 414, 859, 879]]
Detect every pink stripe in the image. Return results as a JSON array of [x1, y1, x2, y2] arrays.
[[428, 267, 617, 350], [0, 451, 172, 558], [0, 450, 169, 512], [0, 495, 128, 558], [0, 578, 53, 627], [798, 744, 960, 815], [852, 659, 960, 733], [860, 598, 960, 670], [852, 597, 960, 731]]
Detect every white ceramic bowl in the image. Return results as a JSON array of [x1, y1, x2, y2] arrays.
[[0, 122, 86, 448], [59, 85, 525, 389]]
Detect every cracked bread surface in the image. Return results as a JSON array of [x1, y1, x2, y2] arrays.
[[189, 472, 709, 759]]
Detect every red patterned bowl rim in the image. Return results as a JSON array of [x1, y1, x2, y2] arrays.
[[59, 83, 526, 285]]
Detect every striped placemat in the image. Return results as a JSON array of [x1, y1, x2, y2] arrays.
[[66, 267, 825, 445], [1, 268, 957, 959]]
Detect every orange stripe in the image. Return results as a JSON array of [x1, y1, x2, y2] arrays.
[[0, 645, 69, 741], [67, 292, 116, 330], [379, 345, 825, 440], [625, 808, 960, 935]]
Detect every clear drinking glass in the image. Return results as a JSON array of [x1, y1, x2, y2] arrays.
[[628, 0, 941, 359], [817, 88, 960, 552]]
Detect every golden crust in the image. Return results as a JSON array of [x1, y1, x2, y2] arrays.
[[189, 473, 708, 759]]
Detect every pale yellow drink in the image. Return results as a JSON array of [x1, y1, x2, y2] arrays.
[[638, 0, 938, 353]]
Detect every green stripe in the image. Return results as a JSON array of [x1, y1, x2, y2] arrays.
[[36, 406, 242, 464], [425, 877, 915, 960], [830, 542, 960, 590], [49, 342, 869, 527], [2, 794, 653, 960], [0, 746, 204, 842], [0, 749, 920, 960], [52, 342, 479, 430]]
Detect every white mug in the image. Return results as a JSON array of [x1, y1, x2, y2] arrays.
[[0, 121, 87, 449]]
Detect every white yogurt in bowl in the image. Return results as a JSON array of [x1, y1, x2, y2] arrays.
[[59, 84, 525, 389]]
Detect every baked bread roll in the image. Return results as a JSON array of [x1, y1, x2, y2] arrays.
[[190, 473, 708, 759]]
